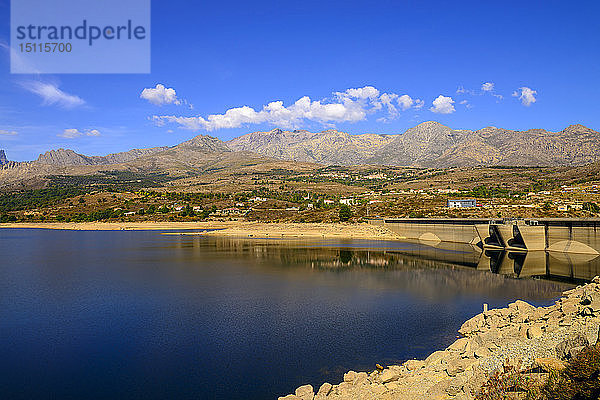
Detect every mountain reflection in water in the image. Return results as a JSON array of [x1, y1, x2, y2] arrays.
[[186, 236, 600, 285]]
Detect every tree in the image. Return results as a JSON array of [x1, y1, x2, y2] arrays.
[[583, 202, 600, 214], [339, 204, 352, 222], [185, 204, 195, 217]]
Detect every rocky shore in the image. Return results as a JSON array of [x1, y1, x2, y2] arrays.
[[279, 278, 600, 400]]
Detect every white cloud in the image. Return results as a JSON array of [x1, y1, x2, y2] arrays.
[[153, 86, 424, 131], [430, 95, 455, 114], [481, 82, 495, 92], [0, 129, 17, 135], [140, 84, 182, 106], [512, 87, 537, 106], [397, 94, 414, 111], [336, 86, 380, 100], [58, 128, 101, 139], [456, 86, 476, 96], [21, 81, 85, 108]]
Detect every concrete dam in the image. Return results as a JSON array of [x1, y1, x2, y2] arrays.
[[370, 218, 600, 256], [369, 218, 600, 282]]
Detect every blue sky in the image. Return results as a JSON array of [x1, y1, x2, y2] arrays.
[[1, 0, 599, 161]]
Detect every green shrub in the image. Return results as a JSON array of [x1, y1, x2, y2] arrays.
[[339, 204, 352, 222]]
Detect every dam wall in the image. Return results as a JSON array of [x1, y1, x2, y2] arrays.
[[371, 218, 600, 255], [380, 218, 489, 245]]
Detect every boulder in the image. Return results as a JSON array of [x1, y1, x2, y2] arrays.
[[278, 395, 300, 400], [379, 369, 400, 384], [403, 359, 425, 371], [527, 325, 543, 339], [446, 375, 468, 396], [561, 299, 579, 315], [315, 383, 332, 399], [531, 307, 549, 321], [446, 358, 474, 377], [425, 379, 454, 399], [368, 383, 388, 396], [581, 291, 593, 305], [425, 350, 449, 366], [474, 346, 491, 359], [459, 314, 485, 336], [556, 334, 589, 359], [343, 371, 359, 383], [295, 384, 314, 400], [513, 300, 535, 316], [447, 338, 470, 353], [589, 299, 600, 313]]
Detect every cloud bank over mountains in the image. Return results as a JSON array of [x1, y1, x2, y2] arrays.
[[143, 82, 538, 132], [150, 86, 426, 132]]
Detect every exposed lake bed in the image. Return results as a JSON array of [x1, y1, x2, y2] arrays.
[[0, 229, 589, 399]]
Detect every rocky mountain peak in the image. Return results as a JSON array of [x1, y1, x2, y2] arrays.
[[413, 121, 449, 130], [176, 134, 231, 152], [563, 124, 594, 135], [0, 150, 7, 165], [36, 148, 92, 166]]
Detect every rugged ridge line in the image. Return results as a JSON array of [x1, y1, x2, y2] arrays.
[[228, 122, 600, 167], [3, 122, 599, 171], [35, 146, 170, 166]]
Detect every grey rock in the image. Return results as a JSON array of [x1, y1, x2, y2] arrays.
[[403, 359, 425, 371], [527, 325, 544, 339], [425, 350, 449, 366], [316, 382, 332, 397], [343, 371, 359, 383], [379, 369, 400, 383], [556, 334, 589, 360], [295, 384, 314, 400], [446, 358, 474, 377]]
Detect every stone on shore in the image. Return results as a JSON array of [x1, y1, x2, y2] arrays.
[[295, 384, 314, 400], [380, 369, 400, 383], [315, 383, 332, 399]]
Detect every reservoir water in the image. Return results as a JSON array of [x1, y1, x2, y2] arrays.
[[0, 229, 587, 399]]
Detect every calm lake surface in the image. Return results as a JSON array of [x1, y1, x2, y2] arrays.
[[0, 229, 588, 399]]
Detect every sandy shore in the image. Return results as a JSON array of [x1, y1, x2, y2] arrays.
[[0, 221, 401, 240]]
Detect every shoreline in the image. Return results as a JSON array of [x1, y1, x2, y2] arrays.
[[0, 221, 401, 240], [279, 279, 600, 400]]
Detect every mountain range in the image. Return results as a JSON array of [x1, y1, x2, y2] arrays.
[[1, 122, 599, 177], [227, 122, 600, 167]]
